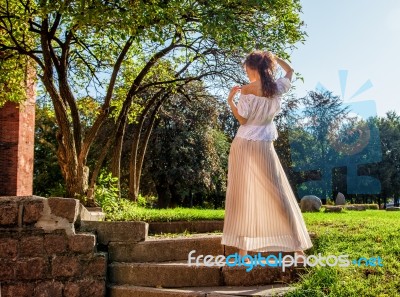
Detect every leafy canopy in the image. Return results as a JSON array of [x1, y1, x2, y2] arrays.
[[0, 0, 306, 106]]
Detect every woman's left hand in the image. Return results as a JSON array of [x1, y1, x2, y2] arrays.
[[228, 86, 241, 102]]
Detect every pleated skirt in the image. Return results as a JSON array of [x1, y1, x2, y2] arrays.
[[221, 136, 313, 252]]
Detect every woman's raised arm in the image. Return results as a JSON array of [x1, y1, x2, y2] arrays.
[[274, 54, 294, 81]]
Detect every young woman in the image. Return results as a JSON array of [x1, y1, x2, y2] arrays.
[[221, 50, 313, 262]]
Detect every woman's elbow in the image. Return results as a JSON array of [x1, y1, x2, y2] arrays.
[[239, 118, 248, 125]]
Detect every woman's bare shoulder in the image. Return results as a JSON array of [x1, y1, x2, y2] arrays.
[[240, 84, 251, 95], [240, 82, 262, 96]]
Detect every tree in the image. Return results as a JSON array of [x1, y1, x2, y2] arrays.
[[1, 0, 306, 204], [368, 111, 400, 206], [33, 104, 63, 196], [138, 81, 229, 208], [289, 90, 351, 201]]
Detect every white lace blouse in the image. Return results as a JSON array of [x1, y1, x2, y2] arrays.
[[235, 77, 291, 141]]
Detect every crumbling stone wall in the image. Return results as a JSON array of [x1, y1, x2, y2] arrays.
[[0, 196, 106, 297]]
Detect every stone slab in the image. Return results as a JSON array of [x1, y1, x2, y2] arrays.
[[109, 260, 303, 288], [109, 235, 224, 262], [149, 220, 224, 234], [386, 207, 400, 211], [77, 204, 105, 223], [109, 261, 223, 288], [79, 221, 148, 245]]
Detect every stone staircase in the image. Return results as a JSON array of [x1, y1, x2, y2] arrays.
[[79, 221, 315, 297]]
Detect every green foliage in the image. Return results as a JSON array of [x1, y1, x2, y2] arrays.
[[76, 96, 101, 128], [94, 171, 120, 213], [94, 171, 158, 219], [141, 83, 230, 208], [33, 106, 65, 196], [0, 56, 30, 107], [2, 0, 307, 108], [47, 183, 67, 197], [372, 112, 400, 202], [136, 194, 158, 208], [0, 0, 35, 106]]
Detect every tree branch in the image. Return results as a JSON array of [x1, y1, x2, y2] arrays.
[[80, 36, 134, 162]]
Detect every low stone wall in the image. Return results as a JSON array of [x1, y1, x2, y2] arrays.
[[0, 196, 106, 297]]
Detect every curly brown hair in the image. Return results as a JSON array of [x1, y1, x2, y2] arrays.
[[243, 50, 278, 98]]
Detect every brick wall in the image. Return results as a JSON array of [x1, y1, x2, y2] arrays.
[[0, 61, 36, 196], [0, 196, 107, 297]]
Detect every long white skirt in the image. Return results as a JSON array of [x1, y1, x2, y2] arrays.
[[221, 136, 313, 252]]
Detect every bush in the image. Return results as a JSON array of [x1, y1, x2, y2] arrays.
[[136, 194, 158, 208], [95, 171, 120, 214]]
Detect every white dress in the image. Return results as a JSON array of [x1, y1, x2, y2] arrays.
[[221, 77, 313, 252]]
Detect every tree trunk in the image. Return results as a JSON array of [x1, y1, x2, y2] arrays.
[[128, 92, 167, 201], [154, 174, 171, 208], [168, 183, 181, 207], [111, 118, 127, 198]]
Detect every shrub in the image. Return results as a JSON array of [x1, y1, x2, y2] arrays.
[[95, 171, 120, 214]]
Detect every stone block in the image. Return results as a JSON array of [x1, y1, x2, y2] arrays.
[[23, 200, 44, 224], [48, 197, 79, 223], [77, 204, 105, 223], [64, 280, 105, 297], [0, 238, 18, 259], [324, 206, 343, 213], [80, 221, 148, 245], [0, 260, 15, 280], [109, 236, 223, 262], [16, 257, 47, 280], [0, 201, 18, 226], [78, 279, 106, 297], [44, 234, 67, 255], [83, 253, 107, 277], [68, 233, 96, 254], [33, 281, 63, 297], [0, 282, 35, 297], [19, 235, 44, 257], [64, 282, 80, 297], [51, 255, 81, 278], [109, 262, 222, 287]]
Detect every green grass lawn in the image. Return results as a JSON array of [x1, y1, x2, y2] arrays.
[[286, 210, 400, 297], [103, 199, 225, 222]]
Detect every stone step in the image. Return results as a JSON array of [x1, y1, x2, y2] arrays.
[[148, 220, 224, 234], [108, 235, 295, 263], [108, 284, 295, 297], [109, 260, 304, 288]]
